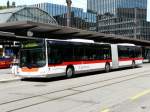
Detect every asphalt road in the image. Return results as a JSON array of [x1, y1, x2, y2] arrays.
[[0, 64, 150, 112]]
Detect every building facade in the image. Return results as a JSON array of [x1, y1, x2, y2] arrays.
[[32, 3, 96, 31], [87, 0, 150, 40], [87, 0, 147, 16]]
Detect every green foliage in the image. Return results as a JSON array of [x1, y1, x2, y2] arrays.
[[0, 6, 7, 10]]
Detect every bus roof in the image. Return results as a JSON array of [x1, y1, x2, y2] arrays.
[[46, 39, 111, 46], [66, 39, 95, 43], [116, 43, 136, 46]]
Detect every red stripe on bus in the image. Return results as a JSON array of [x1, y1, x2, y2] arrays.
[[48, 59, 112, 67], [119, 58, 143, 61]]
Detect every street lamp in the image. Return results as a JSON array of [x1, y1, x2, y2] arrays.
[[66, 0, 72, 27]]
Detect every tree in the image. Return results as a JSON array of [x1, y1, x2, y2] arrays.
[[7, 0, 10, 8]]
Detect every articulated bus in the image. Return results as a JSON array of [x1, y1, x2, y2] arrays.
[[17, 39, 143, 78]]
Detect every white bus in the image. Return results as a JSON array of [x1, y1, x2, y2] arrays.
[[17, 39, 143, 78]]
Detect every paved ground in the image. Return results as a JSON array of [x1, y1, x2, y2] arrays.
[[0, 64, 150, 112], [0, 68, 20, 82]]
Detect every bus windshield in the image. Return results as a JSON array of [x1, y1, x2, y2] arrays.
[[20, 48, 46, 68]]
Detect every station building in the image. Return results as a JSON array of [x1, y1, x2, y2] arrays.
[[0, 6, 57, 57]]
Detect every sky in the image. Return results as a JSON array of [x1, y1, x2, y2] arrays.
[[0, 0, 150, 21], [148, 0, 150, 21], [0, 0, 87, 10]]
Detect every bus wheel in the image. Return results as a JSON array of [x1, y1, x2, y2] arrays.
[[105, 63, 110, 73], [66, 67, 74, 78], [132, 61, 136, 68]]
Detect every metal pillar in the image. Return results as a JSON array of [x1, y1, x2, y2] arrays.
[[134, 8, 137, 39], [66, 0, 72, 27]]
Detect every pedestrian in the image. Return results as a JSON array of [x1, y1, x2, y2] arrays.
[[11, 56, 18, 75]]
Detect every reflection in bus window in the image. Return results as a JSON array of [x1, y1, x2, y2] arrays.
[[20, 48, 46, 68]]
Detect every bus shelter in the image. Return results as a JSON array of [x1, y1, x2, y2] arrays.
[[0, 21, 150, 46], [0, 21, 150, 62]]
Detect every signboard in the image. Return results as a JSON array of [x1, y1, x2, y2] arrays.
[[22, 40, 44, 48]]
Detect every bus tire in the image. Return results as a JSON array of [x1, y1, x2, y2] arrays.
[[132, 61, 136, 68], [105, 63, 110, 73], [66, 66, 74, 78]]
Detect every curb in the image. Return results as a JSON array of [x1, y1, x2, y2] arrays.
[[0, 73, 21, 83], [0, 77, 20, 83]]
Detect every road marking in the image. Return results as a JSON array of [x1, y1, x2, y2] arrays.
[[130, 89, 150, 100], [101, 109, 110, 112]]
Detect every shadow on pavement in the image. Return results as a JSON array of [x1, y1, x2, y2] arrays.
[[21, 66, 142, 83]]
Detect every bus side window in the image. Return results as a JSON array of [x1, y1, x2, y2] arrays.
[[118, 46, 129, 58], [48, 46, 62, 64], [63, 46, 74, 62], [85, 47, 93, 60], [74, 47, 84, 61], [128, 47, 134, 58], [135, 47, 142, 58], [103, 46, 111, 60]]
